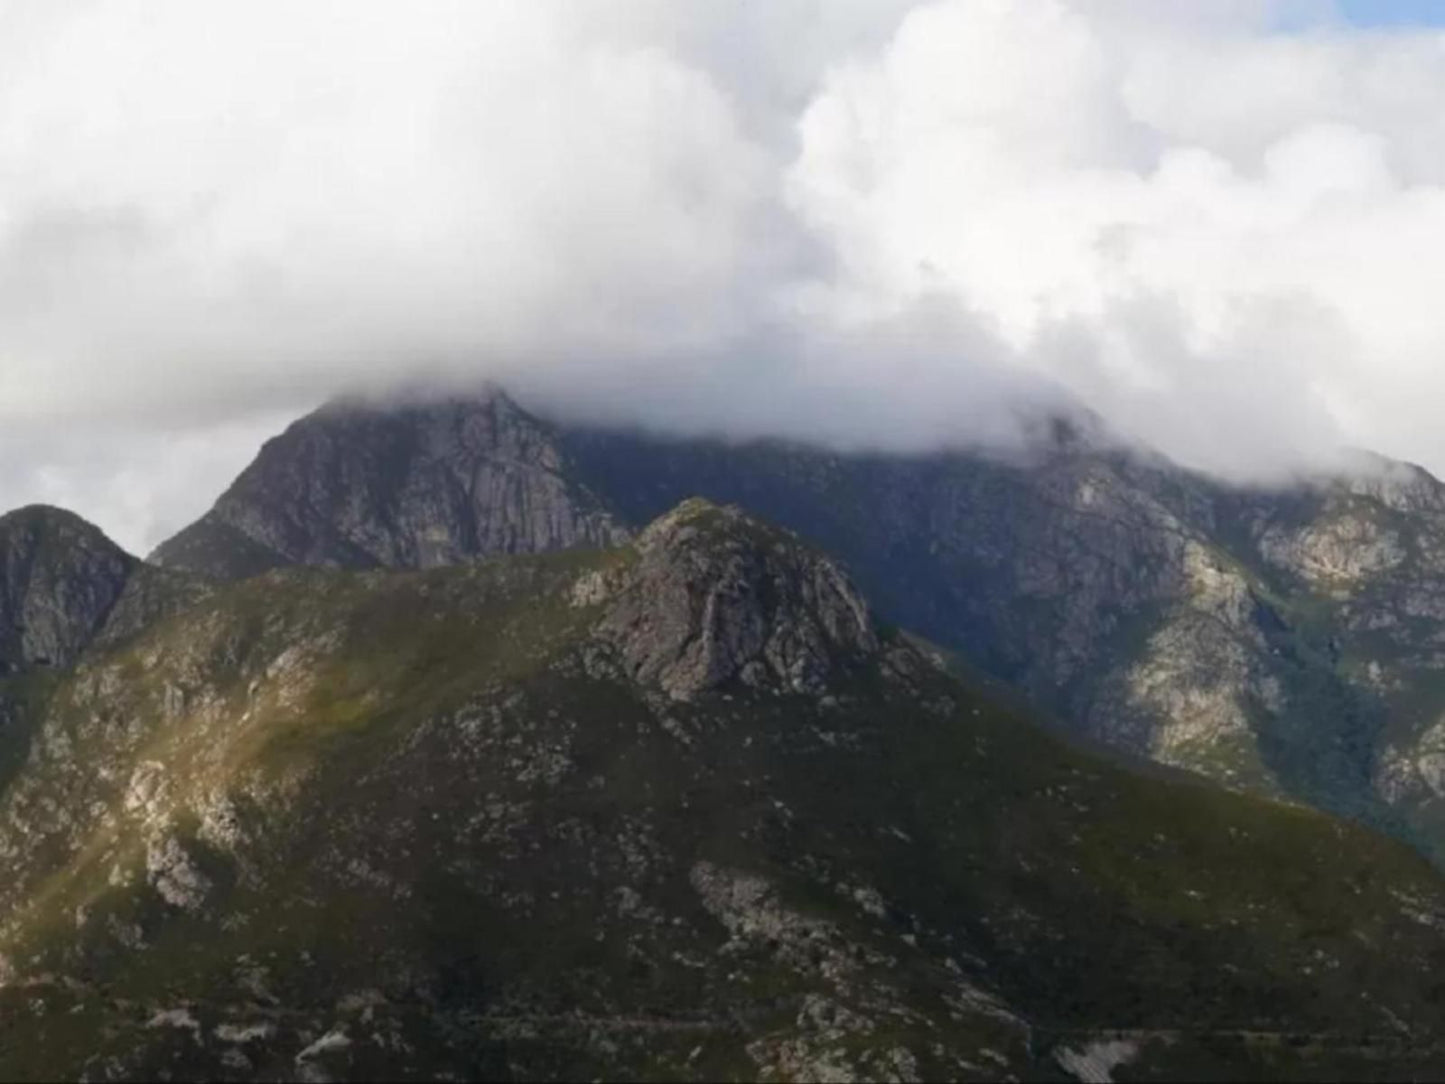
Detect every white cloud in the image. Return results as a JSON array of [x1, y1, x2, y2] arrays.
[[0, 0, 791, 415], [5, 1, 1445, 545], [0, 414, 293, 554], [788, 0, 1445, 478]]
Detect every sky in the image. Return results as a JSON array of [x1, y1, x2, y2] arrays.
[[1336, 0, 1445, 27], [5, 0, 1445, 551]]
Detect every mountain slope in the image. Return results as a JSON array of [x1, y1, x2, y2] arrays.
[[7, 500, 1445, 1080], [558, 423, 1400, 830], [559, 416, 1445, 862], [1207, 459, 1445, 852]]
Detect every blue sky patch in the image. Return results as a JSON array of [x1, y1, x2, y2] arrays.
[[1337, 0, 1445, 27]]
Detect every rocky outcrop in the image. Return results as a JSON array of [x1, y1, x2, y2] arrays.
[[151, 388, 628, 579], [1095, 541, 1282, 778], [145, 833, 212, 912], [1255, 512, 1405, 592], [597, 500, 879, 700], [0, 506, 136, 674]]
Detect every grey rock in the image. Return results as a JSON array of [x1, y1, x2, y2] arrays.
[[597, 499, 879, 700], [0, 506, 135, 674], [151, 387, 628, 578], [145, 834, 212, 912]]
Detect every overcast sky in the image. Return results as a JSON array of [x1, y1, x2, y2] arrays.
[[4, 0, 1445, 552]]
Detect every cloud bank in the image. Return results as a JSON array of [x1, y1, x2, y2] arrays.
[[4, 0, 1445, 548]]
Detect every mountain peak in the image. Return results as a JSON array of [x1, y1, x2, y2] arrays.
[[0, 502, 116, 535], [0, 503, 135, 674], [151, 389, 628, 578], [596, 499, 880, 700]]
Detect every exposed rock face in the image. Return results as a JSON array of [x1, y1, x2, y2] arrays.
[[598, 499, 878, 700], [1256, 512, 1405, 590], [0, 506, 136, 674], [151, 389, 628, 578], [145, 834, 212, 912], [1098, 540, 1283, 776]]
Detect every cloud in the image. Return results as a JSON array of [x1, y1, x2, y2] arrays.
[[4, 1, 1445, 547], [0, 412, 295, 554], [0, 1, 791, 416], [786, 0, 1445, 478]]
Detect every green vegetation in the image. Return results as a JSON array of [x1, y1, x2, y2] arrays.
[[1, 522, 1445, 1079]]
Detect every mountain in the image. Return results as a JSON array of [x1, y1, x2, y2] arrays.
[[558, 421, 1393, 825], [0, 505, 205, 676], [7, 499, 1445, 1080], [0, 505, 138, 675], [150, 389, 627, 579], [153, 390, 1445, 863], [558, 426, 1445, 859]]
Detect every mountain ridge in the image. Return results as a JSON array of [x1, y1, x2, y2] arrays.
[[149, 388, 1445, 866]]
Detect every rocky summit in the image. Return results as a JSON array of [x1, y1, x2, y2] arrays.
[[151, 389, 627, 579], [596, 500, 880, 700], [4, 497, 1445, 1080]]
